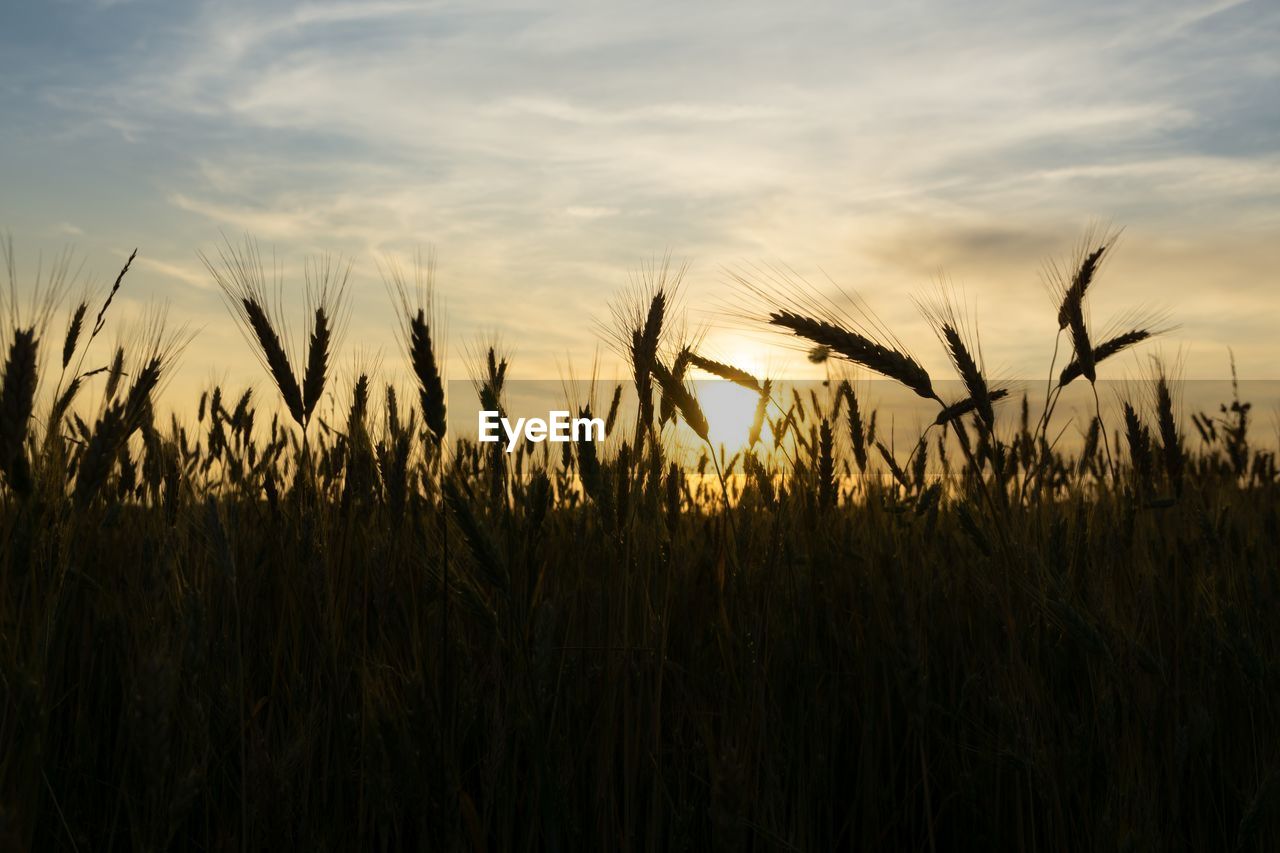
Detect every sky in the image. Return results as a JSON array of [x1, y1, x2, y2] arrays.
[[2, 0, 1278, 412]]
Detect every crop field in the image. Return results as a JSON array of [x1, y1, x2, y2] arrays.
[[2, 234, 1279, 850]]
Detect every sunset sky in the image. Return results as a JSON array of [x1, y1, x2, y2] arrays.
[[3, 0, 1278, 405]]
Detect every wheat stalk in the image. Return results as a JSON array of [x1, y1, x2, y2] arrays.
[[0, 327, 38, 493], [603, 384, 623, 437], [916, 287, 993, 428], [685, 353, 761, 393], [382, 251, 447, 446], [651, 358, 708, 442], [838, 380, 868, 473], [243, 297, 305, 427], [302, 307, 330, 425], [747, 379, 772, 448], [409, 309, 447, 443], [91, 249, 136, 338], [1058, 328, 1154, 387], [62, 301, 87, 370], [769, 311, 935, 401], [934, 389, 1011, 426]]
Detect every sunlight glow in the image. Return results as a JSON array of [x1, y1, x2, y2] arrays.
[[696, 380, 762, 452]]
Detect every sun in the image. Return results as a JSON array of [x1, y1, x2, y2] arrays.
[[685, 342, 774, 451], [697, 380, 764, 451]]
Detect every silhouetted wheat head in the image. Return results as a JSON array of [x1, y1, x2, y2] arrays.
[[380, 248, 447, 446]]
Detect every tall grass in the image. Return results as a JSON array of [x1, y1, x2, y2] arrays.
[[2, 236, 1279, 851]]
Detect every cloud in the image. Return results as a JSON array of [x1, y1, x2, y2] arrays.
[[1, 0, 1278, 391], [134, 255, 217, 291], [565, 206, 619, 219]]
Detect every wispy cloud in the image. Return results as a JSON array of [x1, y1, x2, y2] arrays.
[[1, 0, 1278, 394]]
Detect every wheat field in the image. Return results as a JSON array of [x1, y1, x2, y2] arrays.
[[2, 233, 1279, 851]]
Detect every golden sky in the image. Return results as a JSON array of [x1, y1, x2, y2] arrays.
[[3, 0, 1278, 412]]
